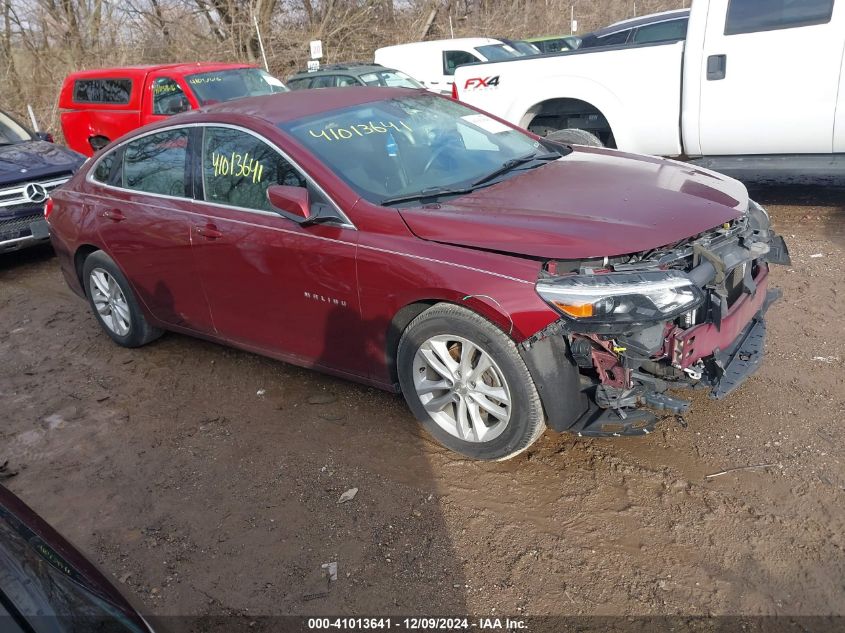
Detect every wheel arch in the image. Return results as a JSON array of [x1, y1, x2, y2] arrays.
[[384, 295, 521, 387], [508, 79, 629, 148], [74, 243, 102, 293]]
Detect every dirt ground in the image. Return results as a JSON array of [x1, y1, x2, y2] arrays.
[[2, 185, 844, 621]]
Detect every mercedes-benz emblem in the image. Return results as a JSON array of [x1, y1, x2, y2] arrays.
[[24, 183, 48, 204]]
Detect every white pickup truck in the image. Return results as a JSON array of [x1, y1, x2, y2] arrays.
[[454, 0, 845, 179]]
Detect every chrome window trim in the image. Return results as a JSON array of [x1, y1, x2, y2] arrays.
[[85, 121, 356, 230]]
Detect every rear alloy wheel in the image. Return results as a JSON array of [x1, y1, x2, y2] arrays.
[[82, 250, 162, 348], [398, 304, 545, 461], [89, 268, 131, 336]]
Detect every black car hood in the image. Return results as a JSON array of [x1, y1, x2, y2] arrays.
[[0, 141, 85, 185]]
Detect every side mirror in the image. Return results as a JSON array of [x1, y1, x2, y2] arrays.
[[34, 131, 54, 143], [267, 185, 311, 221]]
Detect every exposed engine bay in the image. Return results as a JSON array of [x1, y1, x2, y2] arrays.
[[528, 201, 791, 437]]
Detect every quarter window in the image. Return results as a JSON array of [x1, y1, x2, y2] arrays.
[[443, 51, 480, 76], [725, 0, 834, 35], [152, 77, 190, 115], [122, 129, 189, 197], [201, 127, 305, 212], [92, 152, 116, 183]]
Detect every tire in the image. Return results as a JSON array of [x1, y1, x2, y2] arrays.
[[89, 136, 110, 152], [397, 303, 545, 461], [82, 250, 162, 348], [546, 128, 604, 147]]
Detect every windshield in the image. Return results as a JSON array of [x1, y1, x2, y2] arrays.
[[359, 70, 423, 89], [283, 94, 557, 205], [0, 111, 32, 145], [475, 44, 522, 60], [185, 68, 288, 105]]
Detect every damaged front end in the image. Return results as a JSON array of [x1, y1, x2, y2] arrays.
[[526, 201, 791, 437]]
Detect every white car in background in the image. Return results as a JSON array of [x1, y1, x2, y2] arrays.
[[454, 0, 845, 181], [374, 37, 521, 95]]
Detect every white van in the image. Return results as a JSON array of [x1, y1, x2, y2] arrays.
[[374, 37, 520, 94]]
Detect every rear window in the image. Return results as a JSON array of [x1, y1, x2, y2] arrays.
[[632, 18, 688, 43], [73, 79, 132, 104], [475, 44, 521, 61], [725, 0, 834, 34], [287, 77, 312, 90]]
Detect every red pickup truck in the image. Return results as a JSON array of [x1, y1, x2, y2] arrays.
[[59, 62, 287, 156]]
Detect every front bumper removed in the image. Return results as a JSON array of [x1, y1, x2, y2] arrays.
[[569, 281, 781, 438]]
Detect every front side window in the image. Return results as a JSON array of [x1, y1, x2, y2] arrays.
[[185, 68, 287, 105], [725, 0, 834, 34], [122, 129, 189, 197], [283, 94, 552, 204], [0, 110, 32, 145], [152, 77, 190, 115], [632, 18, 688, 44], [202, 127, 305, 212], [73, 78, 132, 104], [443, 50, 481, 76]]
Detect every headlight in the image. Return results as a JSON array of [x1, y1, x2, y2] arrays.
[[536, 270, 704, 329]]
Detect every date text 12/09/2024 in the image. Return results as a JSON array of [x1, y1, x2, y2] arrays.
[[307, 617, 528, 630]]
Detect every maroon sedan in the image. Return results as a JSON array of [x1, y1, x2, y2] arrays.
[[47, 88, 789, 460]]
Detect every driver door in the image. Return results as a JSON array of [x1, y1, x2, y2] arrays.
[[141, 74, 197, 127], [187, 125, 365, 378]]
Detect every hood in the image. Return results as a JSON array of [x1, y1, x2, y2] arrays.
[[398, 146, 749, 260], [0, 140, 85, 184]]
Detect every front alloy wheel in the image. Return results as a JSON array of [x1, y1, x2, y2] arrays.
[[398, 303, 545, 461], [413, 335, 512, 443]]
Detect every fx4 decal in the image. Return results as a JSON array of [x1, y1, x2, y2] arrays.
[[464, 76, 500, 90]]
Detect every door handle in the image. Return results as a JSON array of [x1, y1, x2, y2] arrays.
[[102, 209, 125, 222], [194, 224, 223, 239], [707, 54, 727, 81]]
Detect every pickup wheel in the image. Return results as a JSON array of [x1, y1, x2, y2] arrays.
[[82, 250, 163, 348], [397, 303, 546, 461], [546, 128, 604, 147]]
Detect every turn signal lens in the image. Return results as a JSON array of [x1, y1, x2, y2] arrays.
[[44, 197, 54, 221], [554, 302, 594, 318]]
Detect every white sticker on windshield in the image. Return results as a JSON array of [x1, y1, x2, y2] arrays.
[[461, 113, 512, 135], [264, 75, 285, 87]]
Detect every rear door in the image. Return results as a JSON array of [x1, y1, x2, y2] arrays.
[[698, 0, 842, 155], [187, 125, 365, 377], [90, 128, 214, 332]]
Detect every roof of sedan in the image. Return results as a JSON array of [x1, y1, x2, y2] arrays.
[[198, 86, 425, 125]]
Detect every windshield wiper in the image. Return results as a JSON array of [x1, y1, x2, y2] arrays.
[[471, 151, 560, 188], [380, 186, 476, 207]]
